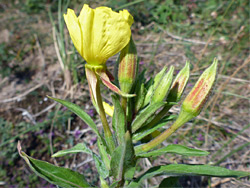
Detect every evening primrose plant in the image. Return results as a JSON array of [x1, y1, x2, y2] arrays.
[[18, 4, 249, 188]]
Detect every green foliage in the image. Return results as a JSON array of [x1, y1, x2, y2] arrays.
[[131, 102, 165, 133], [159, 177, 181, 188], [111, 95, 125, 145], [129, 164, 250, 187], [18, 144, 91, 187], [136, 144, 210, 157], [47, 96, 100, 137]]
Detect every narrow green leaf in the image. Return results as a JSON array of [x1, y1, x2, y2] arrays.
[[52, 142, 109, 179], [134, 83, 146, 113], [136, 144, 209, 157], [132, 102, 165, 133], [129, 164, 250, 187], [110, 145, 125, 180], [100, 176, 109, 188], [47, 96, 99, 135], [47, 96, 110, 155], [93, 154, 109, 179], [159, 177, 181, 188], [18, 142, 91, 188], [123, 132, 136, 180], [112, 95, 125, 145], [97, 139, 110, 170], [132, 115, 176, 141], [52, 143, 92, 157], [110, 132, 135, 181]]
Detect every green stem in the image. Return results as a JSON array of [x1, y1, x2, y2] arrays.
[[121, 97, 127, 116], [145, 104, 172, 129], [96, 79, 115, 152], [135, 110, 191, 154]]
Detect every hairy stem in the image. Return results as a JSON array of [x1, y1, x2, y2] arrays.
[[135, 111, 190, 154], [96, 79, 115, 152]]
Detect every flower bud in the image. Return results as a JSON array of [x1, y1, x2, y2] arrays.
[[167, 61, 190, 102], [118, 37, 138, 94], [151, 66, 174, 103], [143, 67, 167, 107], [181, 59, 218, 119]]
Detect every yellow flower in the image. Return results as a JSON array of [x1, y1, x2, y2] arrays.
[[103, 102, 114, 117], [64, 4, 134, 66]]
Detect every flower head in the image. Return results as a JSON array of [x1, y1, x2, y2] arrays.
[[64, 4, 133, 66], [181, 59, 218, 119], [167, 61, 190, 102], [118, 37, 138, 94]]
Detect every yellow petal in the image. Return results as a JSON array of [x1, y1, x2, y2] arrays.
[[95, 7, 133, 64], [77, 4, 133, 65], [78, 4, 95, 63], [64, 9, 82, 56], [103, 102, 114, 117]]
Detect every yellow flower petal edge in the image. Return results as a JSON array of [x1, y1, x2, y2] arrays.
[[103, 102, 114, 117], [64, 4, 134, 66]]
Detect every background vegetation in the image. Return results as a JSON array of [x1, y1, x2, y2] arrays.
[[0, 0, 249, 187]]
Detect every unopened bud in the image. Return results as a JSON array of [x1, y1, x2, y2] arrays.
[[151, 66, 174, 103], [143, 67, 167, 107], [118, 37, 137, 94], [181, 59, 218, 119], [167, 61, 190, 102]]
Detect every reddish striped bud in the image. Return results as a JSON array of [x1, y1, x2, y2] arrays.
[[180, 59, 218, 119], [118, 37, 137, 94], [167, 61, 190, 102]]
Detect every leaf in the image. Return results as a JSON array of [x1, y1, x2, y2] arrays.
[[159, 177, 182, 188], [97, 139, 110, 170], [110, 145, 125, 180], [123, 132, 136, 180], [110, 132, 135, 181], [100, 176, 109, 188], [93, 153, 109, 179], [134, 83, 146, 113], [47, 96, 110, 154], [129, 164, 250, 187], [18, 142, 91, 188], [52, 143, 92, 157], [136, 144, 209, 157], [131, 102, 165, 133], [52, 142, 109, 179], [132, 115, 176, 141], [112, 95, 125, 145], [47, 96, 99, 135]]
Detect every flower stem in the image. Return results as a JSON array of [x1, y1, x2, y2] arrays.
[[144, 104, 172, 129], [96, 79, 115, 152], [135, 110, 190, 154], [121, 96, 127, 117]]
